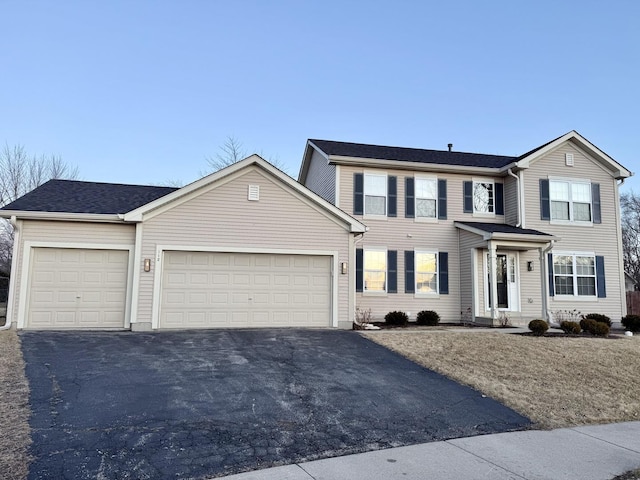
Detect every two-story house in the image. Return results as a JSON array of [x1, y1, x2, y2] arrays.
[[299, 131, 632, 326]]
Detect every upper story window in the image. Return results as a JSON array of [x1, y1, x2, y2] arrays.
[[364, 249, 386, 292], [550, 180, 591, 222], [473, 181, 494, 214], [464, 180, 503, 216], [364, 173, 387, 216], [415, 177, 437, 218]]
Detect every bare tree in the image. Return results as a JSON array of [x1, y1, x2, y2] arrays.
[[204, 136, 290, 176], [0, 144, 79, 276], [621, 191, 640, 287]]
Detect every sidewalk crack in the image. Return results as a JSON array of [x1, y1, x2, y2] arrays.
[[446, 440, 529, 479]]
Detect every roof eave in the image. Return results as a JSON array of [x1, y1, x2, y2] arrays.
[[0, 210, 125, 223], [328, 155, 503, 175]]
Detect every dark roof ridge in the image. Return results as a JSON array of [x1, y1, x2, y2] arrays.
[[43, 178, 179, 190], [309, 138, 516, 159]]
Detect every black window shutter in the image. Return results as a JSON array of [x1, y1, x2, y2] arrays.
[[356, 248, 363, 292], [596, 256, 606, 298], [495, 182, 504, 215], [438, 179, 447, 220], [463, 181, 473, 213], [547, 253, 554, 296], [540, 179, 550, 220], [592, 183, 601, 224], [405, 177, 415, 218], [387, 250, 397, 293], [354, 173, 364, 215], [439, 252, 449, 294], [388, 176, 397, 217], [404, 251, 415, 294]]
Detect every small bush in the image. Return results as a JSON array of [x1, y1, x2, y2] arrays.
[[583, 313, 611, 327], [385, 311, 409, 327], [560, 321, 581, 335], [590, 322, 610, 337], [622, 315, 640, 333], [528, 319, 549, 336], [580, 318, 597, 333], [416, 310, 440, 326]]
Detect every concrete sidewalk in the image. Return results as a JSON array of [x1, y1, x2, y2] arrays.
[[219, 421, 640, 480]]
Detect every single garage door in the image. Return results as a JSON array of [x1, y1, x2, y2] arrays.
[[27, 247, 129, 329], [160, 251, 332, 328]]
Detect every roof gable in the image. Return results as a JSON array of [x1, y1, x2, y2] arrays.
[[124, 155, 367, 233], [512, 130, 632, 179], [0, 179, 177, 215]]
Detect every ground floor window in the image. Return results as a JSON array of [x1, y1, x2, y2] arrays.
[[415, 251, 438, 293], [553, 254, 596, 296], [364, 249, 386, 292]]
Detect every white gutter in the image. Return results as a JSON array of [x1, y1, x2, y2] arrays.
[[507, 168, 521, 227], [0, 210, 123, 223], [0, 216, 19, 330]]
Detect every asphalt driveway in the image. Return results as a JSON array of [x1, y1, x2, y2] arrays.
[[21, 330, 530, 479]]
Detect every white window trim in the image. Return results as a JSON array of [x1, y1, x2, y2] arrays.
[[548, 176, 594, 226], [363, 247, 387, 296], [551, 251, 598, 300], [363, 171, 387, 219], [414, 175, 439, 223], [472, 177, 495, 217], [415, 249, 439, 298]]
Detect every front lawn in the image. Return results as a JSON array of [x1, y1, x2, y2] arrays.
[[362, 331, 640, 429]]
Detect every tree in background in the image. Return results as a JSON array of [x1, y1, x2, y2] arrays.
[[0, 144, 79, 276], [621, 191, 640, 288], [204, 136, 290, 175]]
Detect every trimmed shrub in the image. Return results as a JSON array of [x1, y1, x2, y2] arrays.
[[580, 318, 597, 334], [583, 313, 611, 327], [416, 310, 440, 326], [385, 311, 409, 327], [622, 315, 640, 333], [590, 322, 610, 337], [528, 319, 549, 336], [560, 321, 581, 335]]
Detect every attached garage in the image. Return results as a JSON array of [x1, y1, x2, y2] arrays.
[[2, 156, 366, 330], [159, 251, 332, 328], [25, 247, 130, 329]]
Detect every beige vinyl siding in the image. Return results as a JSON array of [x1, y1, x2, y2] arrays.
[[504, 176, 518, 226], [303, 149, 336, 204], [458, 229, 484, 319], [523, 142, 625, 320], [137, 167, 350, 327], [11, 221, 134, 325], [339, 166, 508, 323]]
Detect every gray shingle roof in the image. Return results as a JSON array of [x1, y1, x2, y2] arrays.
[[309, 139, 517, 168], [1, 179, 178, 215], [456, 221, 553, 237]]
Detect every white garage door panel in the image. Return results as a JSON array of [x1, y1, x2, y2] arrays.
[[160, 252, 332, 328], [27, 248, 128, 329]]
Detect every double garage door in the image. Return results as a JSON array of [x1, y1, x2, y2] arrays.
[[159, 251, 332, 328], [25, 247, 331, 329]]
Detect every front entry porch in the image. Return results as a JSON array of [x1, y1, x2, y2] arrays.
[[456, 221, 558, 327]]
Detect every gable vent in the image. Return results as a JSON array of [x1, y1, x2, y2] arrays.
[[248, 184, 260, 201], [565, 153, 574, 166]]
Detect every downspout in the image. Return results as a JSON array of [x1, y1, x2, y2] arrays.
[[0, 216, 19, 330], [540, 240, 556, 325], [507, 168, 521, 227]]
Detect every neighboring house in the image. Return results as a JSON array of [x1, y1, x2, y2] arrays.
[[0, 156, 366, 330], [299, 131, 632, 326], [625, 272, 637, 292]]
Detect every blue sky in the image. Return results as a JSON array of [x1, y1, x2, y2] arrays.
[[2, 0, 639, 191]]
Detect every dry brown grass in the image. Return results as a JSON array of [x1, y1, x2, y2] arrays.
[[0, 330, 32, 480], [363, 331, 640, 429]]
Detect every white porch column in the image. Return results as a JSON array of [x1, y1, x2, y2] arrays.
[[489, 242, 498, 321], [540, 247, 549, 322]]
